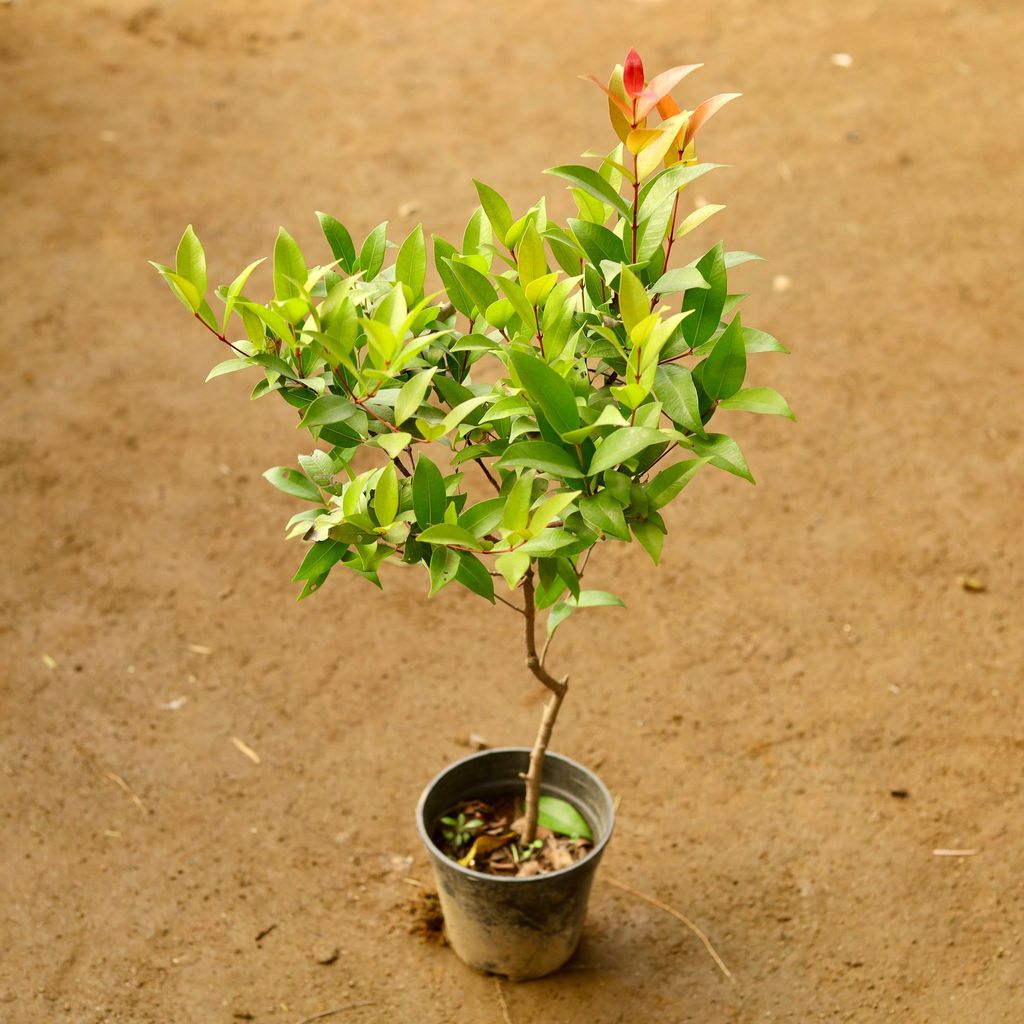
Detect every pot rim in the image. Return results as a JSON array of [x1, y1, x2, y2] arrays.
[[415, 746, 615, 884]]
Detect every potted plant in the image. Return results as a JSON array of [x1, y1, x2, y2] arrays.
[[152, 47, 792, 980]]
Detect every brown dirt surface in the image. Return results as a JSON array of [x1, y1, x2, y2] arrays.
[[2, 1, 1022, 1021]]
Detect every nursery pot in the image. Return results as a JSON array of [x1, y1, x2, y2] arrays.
[[416, 746, 615, 981]]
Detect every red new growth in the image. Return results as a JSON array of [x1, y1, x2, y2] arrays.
[[623, 47, 645, 98]]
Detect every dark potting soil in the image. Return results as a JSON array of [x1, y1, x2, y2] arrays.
[[433, 794, 594, 877]]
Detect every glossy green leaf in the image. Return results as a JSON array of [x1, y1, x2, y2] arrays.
[[495, 276, 537, 332], [263, 466, 321, 502], [273, 227, 307, 301], [428, 546, 460, 595], [359, 222, 388, 280], [545, 164, 632, 219], [702, 314, 746, 400], [292, 540, 346, 581], [395, 368, 436, 426], [743, 327, 789, 354], [647, 457, 708, 509], [719, 386, 794, 419], [510, 351, 579, 436], [396, 224, 426, 297], [497, 441, 583, 479], [654, 364, 705, 435], [412, 455, 447, 527], [691, 432, 754, 483], [578, 493, 629, 540], [316, 212, 356, 272], [681, 242, 727, 348], [632, 519, 664, 564], [373, 463, 399, 525], [473, 180, 514, 245], [175, 225, 206, 299], [588, 427, 667, 475], [298, 394, 360, 429], [617, 265, 650, 337], [455, 551, 495, 602], [502, 472, 535, 531], [418, 524, 487, 550], [674, 203, 726, 239], [494, 550, 531, 588], [651, 266, 708, 295], [537, 795, 593, 841], [516, 221, 547, 287]]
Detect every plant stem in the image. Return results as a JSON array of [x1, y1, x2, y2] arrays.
[[520, 566, 568, 844]]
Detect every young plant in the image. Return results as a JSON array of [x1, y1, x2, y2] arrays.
[[440, 812, 485, 851], [153, 48, 792, 850]]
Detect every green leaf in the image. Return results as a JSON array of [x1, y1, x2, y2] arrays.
[[691, 433, 754, 483], [654, 364, 705, 436], [316, 212, 357, 272], [651, 266, 708, 295], [545, 164, 632, 219], [588, 427, 667, 476], [221, 257, 266, 332], [175, 225, 207, 299], [496, 441, 584, 479], [516, 221, 547, 287], [473, 180, 514, 245], [494, 276, 537, 332], [702, 314, 746, 400], [632, 520, 664, 564], [205, 357, 252, 382], [462, 207, 492, 258], [742, 326, 789, 354], [719, 386, 795, 419], [395, 368, 436, 426], [725, 250, 764, 269], [578, 493, 629, 540], [537, 795, 593, 841], [396, 224, 426, 297], [359, 222, 388, 280], [292, 540, 346, 581], [502, 472, 535, 532], [429, 546, 460, 596], [433, 236, 473, 316], [447, 258, 499, 316], [298, 394, 360, 429], [455, 551, 496, 603], [459, 497, 505, 537], [263, 467, 321, 502], [674, 203, 726, 239], [373, 463, 399, 526], [510, 351, 580, 436], [273, 227, 307, 301], [638, 163, 721, 221], [617, 265, 650, 337], [546, 600, 575, 638], [647, 458, 708, 509], [494, 550, 531, 588], [418, 524, 487, 550], [412, 455, 447, 527], [375, 432, 412, 458], [150, 263, 201, 313], [681, 242, 727, 348]]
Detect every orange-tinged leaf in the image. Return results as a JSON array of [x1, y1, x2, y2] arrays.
[[657, 94, 682, 119], [623, 47, 645, 97], [683, 92, 741, 149], [636, 113, 688, 180], [635, 63, 703, 119], [583, 72, 634, 122]]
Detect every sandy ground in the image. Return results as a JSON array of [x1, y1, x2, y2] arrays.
[[2, 1, 1023, 1021]]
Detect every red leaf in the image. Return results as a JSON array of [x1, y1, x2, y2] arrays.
[[682, 92, 741, 149], [623, 47, 645, 98], [635, 63, 703, 119]]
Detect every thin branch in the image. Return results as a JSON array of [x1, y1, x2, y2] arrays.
[[606, 877, 733, 981], [474, 458, 500, 492], [193, 313, 251, 359], [495, 593, 525, 616]]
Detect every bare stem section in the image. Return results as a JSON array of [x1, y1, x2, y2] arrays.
[[521, 567, 568, 844]]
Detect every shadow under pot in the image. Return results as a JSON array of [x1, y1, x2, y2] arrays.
[[416, 746, 615, 981]]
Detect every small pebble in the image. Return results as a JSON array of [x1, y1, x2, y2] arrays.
[[830, 53, 854, 68], [312, 942, 340, 965]]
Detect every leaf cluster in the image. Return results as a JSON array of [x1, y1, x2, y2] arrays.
[[152, 53, 792, 637]]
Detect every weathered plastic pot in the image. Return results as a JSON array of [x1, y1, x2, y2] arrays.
[[416, 746, 615, 980]]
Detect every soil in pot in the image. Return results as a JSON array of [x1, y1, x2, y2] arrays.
[[433, 793, 594, 877]]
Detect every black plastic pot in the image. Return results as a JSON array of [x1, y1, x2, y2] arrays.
[[416, 747, 615, 980]]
